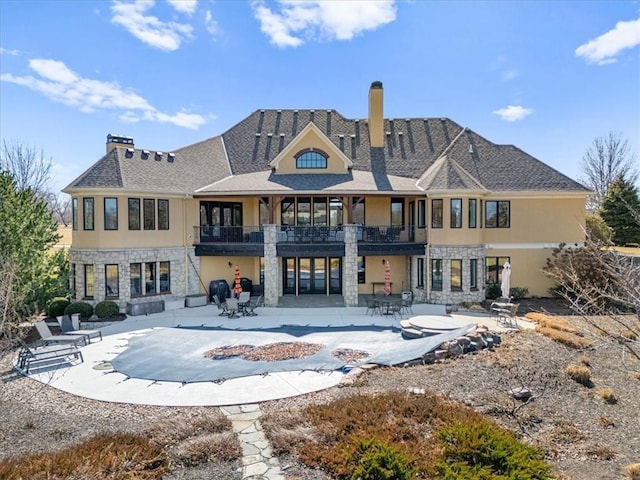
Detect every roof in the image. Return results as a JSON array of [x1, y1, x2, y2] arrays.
[[64, 108, 591, 196]]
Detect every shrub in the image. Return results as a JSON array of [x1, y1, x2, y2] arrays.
[[565, 364, 592, 385], [536, 327, 591, 349], [436, 421, 552, 479], [525, 313, 577, 333], [94, 300, 120, 319], [348, 438, 414, 480], [621, 329, 638, 341], [598, 416, 615, 428], [598, 388, 617, 404], [64, 301, 94, 320], [45, 297, 70, 318], [626, 463, 640, 480], [486, 283, 502, 300], [509, 286, 529, 300]]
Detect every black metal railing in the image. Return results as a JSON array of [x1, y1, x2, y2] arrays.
[[277, 225, 344, 243], [356, 225, 426, 243], [194, 225, 264, 244]]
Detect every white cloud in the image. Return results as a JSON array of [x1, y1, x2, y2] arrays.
[[205, 10, 220, 36], [492, 105, 533, 122], [251, 0, 397, 47], [575, 18, 640, 65], [111, 0, 193, 51], [0, 58, 206, 130], [0, 47, 20, 55], [167, 0, 197, 15]]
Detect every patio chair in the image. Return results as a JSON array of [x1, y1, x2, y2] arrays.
[[16, 341, 83, 373], [34, 321, 86, 347], [497, 302, 520, 328], [237, 291, 251, 315], [226, 298, 240, 319], [212, 295, 229, 316], [64, 315, 103, 343], [365, 296, 380, 316], [401, 296, 414, 315], [388, 301, 403, 320], [244, 295, 263, 316]]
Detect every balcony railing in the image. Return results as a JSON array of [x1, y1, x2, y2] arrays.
[[193, 224, 427, 244]]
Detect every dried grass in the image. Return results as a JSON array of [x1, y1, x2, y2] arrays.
[[537, 327, 592, 349], [626, 463, 640, 480], [598, 388, 618, 404], [525, 313, 578, 333], [586, 444, 618, 461], [172, 432, 240, 466], [621, 329, 638, 341], [565, 364, 592, 385], [548, 420, 585, 443], [598, 416, 615, 428]]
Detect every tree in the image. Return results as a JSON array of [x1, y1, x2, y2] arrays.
[[579, 132, 638, 210], [585, 213, 613, 246], [46, 192, 72, 226], [0, 172, 69, 335], [599, 177, 640, 246], [0, 140, 53, 198]]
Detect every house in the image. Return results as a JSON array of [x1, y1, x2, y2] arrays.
[[63, 81, 590, 309]]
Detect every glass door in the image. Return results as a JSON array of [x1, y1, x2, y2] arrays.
[[283, 258, 296, 294], [297, 257, 327, 294], [329, 257, 342, 294]]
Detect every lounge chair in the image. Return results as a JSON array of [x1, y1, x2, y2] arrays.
[[34, 321, 86, 347], [61, 315, 103, 343], [212, 295, 229, 316], [16, 341, 83, 373]]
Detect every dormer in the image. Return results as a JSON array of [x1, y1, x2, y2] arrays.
[[268, 122, 353, 174]]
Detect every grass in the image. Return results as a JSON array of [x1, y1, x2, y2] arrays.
[[536, 327, 592, 349], [565, 364, 592, 385], [0, 433, 168, 480], [525, 313, 577, 333], [598, 388, 618, 404], [262, 391, 552, 479], [626, 463, 640, 480]]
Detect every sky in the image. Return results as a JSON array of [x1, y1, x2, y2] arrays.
[[1, 0, 639, 195]]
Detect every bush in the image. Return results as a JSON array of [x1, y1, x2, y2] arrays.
[[626, 463, 640, 480], [598, 388, 617, 404], [348, 438, 414, 480], [485, 283, 502, 300], [436, 421, 552, 479], [565, 364, 592, 386], [64, 301, 94, 320], [45, 297, 70, 318], [94, 300, 119, 319], [509, 286, 529, 300]]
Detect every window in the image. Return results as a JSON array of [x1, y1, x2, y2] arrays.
[[159, 261, 170, 293], [158, 199, 169, 230], [417, 200, 426, 228], [130, 263, 141, 296], [353, 198, 365, 225], [450, 199, 462, 228], [83, 198, 94, 230], [104, 198, 118, 230], [128, 198, 140, 230], [431, 199, 443, 228], [451, 259, 462, 291], [105, 264, 119, 297], [329, 198, 343, 226], [391, 198, 404, 227], [84, 264, 94, 298], [281, 197, 295, 226], [486, 257, 510, 284], [313, 197, 327, 226], [71, 263, 77, 299], [145, 262, 156, 294], [470, 259, 478, 290], [259, 198, 270, 225], [72, 198, 78, 230], [143, 199, 155, 230], [485, 200, 510, 228], [357, 256, 366, 284], [469, 199, 477, 228], [417, 257, 425, 287], [431, 259, 443, 291], [296, 150, 327, 169]]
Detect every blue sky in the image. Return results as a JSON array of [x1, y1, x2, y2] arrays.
[[1, 0, 639, 195]]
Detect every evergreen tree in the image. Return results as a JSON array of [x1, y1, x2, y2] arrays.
[[0, 171, 68, 323], [599, 177, 640, 246]]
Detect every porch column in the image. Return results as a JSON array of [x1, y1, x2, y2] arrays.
[[343, 224, 359, 307], [263, 224, 279, 307]]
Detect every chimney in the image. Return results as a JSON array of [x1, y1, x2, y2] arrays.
[[368, 81, 384, 148], [106, 134, 134, 154]]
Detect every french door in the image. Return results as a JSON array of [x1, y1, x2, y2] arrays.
[[283, 257, 342, 295]]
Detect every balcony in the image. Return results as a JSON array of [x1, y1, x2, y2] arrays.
[[194, 225, 264, 256], [357, 225, 427, 256]]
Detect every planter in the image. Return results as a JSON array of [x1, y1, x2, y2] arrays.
[[185, 294, 207, 308]]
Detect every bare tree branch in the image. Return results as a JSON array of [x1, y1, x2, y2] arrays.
[[0, 139, 52, 198]]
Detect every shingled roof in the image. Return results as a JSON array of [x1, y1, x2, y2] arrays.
[[65, 108, 590, 195]]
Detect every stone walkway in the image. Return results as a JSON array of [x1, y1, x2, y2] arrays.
[[221, 404, 285, 480]]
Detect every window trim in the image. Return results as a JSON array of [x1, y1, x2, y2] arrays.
[[470, 258, 478, 290], [357, 256, 366, 284], [72, 198, 78, 230], [485, 200, 511, 228], [143, 198, 156, 230], [417, 200, 426, 228], [485, 256, 510, 285], [431, 258, 443, 291], [391, 198, 405, 228], [159, 261, 170, 293], [104, 197, 118, 231], [417, 257, 425, 287], [469, 199, 477, 229], [128, 198, 141, 230], [295, 149, 328, 169]]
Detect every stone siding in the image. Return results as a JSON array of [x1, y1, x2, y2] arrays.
[[428, 245, 485, 305]]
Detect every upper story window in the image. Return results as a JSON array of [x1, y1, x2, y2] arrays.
[[450, 198, 462, 228], [104, 198, 118, 230], [431, 199, 443, 228], [485, 200, 510, 228], [417, 200, 426, 228], [391, 198, 404, 227], [72, 198, 78, 230], [143, 199, 155, 230], [469, 199, 477, 228], [83, 198, 94, 231], [128, 198, 140, 230], [296, 150, 327, 169], [158, 199, 169, 230]]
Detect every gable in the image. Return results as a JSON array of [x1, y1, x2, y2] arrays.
[[268, 122, 353, 174]]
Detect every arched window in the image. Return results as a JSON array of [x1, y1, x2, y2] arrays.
[[296, 150, 327, 169]]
